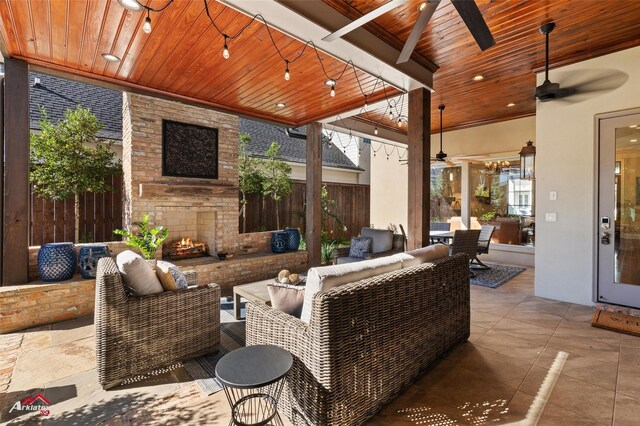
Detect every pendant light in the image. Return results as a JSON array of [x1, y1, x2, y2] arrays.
[[435, 104, 447, 161], [519, 140, 536, 179]]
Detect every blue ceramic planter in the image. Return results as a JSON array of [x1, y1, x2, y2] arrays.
[[271, 232, 288, 253], [284, 227, 301, 251], [78, 244, 111, 279], [37, 242, 77, 282]]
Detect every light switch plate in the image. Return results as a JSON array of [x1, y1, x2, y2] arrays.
[[545, 212, 557, 222], [550, 191, 557, 201]]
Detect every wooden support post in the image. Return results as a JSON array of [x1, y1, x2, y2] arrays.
[[0, 76, 3, 284], [3, 58, 30, 285], [306, 122, 322, 268], [407, 88, 431, 250], [461, 161, 472, 229]]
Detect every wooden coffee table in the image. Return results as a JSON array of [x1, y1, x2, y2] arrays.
[[233, 279, 272, 320]]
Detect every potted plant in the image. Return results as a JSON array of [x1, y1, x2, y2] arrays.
[[114, 214, 169, 260]]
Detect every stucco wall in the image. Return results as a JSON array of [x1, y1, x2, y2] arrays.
[[535, 45, 640, 306]]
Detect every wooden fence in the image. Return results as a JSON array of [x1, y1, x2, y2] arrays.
[[30, 175, 123, 246], [241, 181, 370, 240]]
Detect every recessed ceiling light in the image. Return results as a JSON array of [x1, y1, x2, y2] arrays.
[[630, 125, 638, 128], [507, 103, 515, 107], [117, 0, 143, 12], [472, 75, 484, 81], [276, 103, 286, 108], [324, 79, 336, 87], [631, 139, 638, 142], [101, 53, 121, 62]]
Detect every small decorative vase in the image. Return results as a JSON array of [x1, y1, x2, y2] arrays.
[[37, 242, 77, 282], [78, 244, 111, 279], [284, 227, 301, 251], [271, 232, 288, 254]]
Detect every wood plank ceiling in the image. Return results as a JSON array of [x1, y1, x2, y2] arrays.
[[0, 0, 400, 127], [323, 0, 640, 134]]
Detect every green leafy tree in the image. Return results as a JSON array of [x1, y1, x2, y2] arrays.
[[30, 106, 122, 243], [238, 133, 264, 233], [113, 214, 169, 259], [261, 142, 293, 229]]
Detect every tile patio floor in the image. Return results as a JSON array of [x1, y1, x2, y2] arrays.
[[1, 266, 639, 425]]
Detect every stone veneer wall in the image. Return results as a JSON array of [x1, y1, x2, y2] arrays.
[[122, 92, 239, 254], [7, 246, 307, 333]]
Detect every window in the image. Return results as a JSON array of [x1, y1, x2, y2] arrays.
[[471, 158, 534, 246], [430, 166, 462, 223]]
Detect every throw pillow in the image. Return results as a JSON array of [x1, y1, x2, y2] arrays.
[[156, 262, 178, 291], [349, 237, 372, 259], [267, 283, 305, 318], [116, 250, 164, 296], [156, 260, 188, 289]]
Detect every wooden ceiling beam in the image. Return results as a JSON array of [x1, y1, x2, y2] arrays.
[[271, 0, 434, 91]]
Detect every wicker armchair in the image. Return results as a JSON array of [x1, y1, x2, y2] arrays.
[[247, 254, 470, 426], [332, 233, 406, 264], [95, 257, 220, 389]]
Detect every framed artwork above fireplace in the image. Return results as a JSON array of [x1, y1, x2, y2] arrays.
[[162, 120, 219, 179]]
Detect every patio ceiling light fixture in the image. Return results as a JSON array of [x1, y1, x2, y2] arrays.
[[116, 0, 173, 35], [284, 61, 290, 81], [117, 0, 143, 12], [101, 53, 121, 62], [143, 10, 152, 34], [223, 36, 230, 59], [519, 140, 536, 179]]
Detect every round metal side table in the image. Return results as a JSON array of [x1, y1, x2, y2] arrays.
[[215, 345, 293, 426]]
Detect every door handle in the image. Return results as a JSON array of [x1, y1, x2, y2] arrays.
[[601, 232, 610, 245]]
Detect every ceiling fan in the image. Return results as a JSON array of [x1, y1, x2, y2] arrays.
[[535, 21, 629, 103], [535, 22, 575, 101], [323, 0, 496, 64], [432, 104, 456, 166]]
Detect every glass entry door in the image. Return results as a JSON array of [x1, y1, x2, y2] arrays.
[[598, 112, 640, 308]]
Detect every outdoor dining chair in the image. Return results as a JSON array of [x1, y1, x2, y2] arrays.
[[449, 229, 481, 277], [472, 224, 496, 270]]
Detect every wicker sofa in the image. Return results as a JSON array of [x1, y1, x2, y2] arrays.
[[95, 257, 220, 389], [247, 252, 470, 425]]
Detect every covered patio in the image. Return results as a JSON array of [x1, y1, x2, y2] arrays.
[[1, 0, 640, 425], [3, 269, 639, 425]]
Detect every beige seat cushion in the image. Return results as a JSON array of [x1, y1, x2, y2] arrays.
[[401, 244, 450, 267], [300, 256, 403, 323], [361, 227, 394, 253], [116, 250, 164, 296]]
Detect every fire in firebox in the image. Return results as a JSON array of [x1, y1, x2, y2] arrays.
[[166, 238, 208, 260]]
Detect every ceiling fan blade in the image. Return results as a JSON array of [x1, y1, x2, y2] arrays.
[[445, 160, 456, 167], [451, 0, 495, 51], [323, 0, 408, 42], [396, 0, 440, 64]]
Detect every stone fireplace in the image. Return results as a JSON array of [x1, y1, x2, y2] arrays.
[[122, 92, 240, 256]]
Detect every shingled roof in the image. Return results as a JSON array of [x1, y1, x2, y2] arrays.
[[29, 72, 122, 141], [239, 118, 361, 171]]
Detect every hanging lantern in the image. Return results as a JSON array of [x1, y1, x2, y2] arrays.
[[519, 140, 536, 179]]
